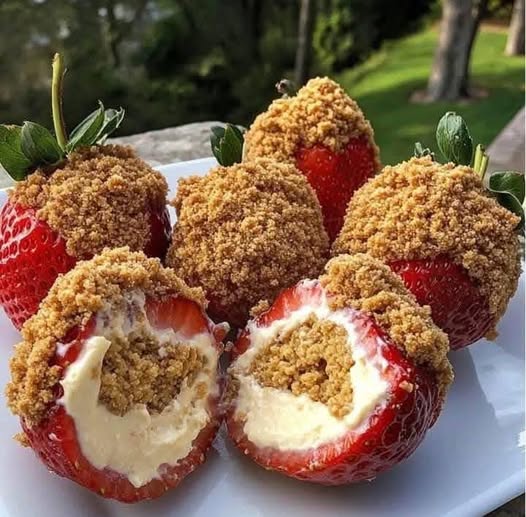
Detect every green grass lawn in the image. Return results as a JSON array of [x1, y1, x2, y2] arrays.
[[338, 24, 525, 166]]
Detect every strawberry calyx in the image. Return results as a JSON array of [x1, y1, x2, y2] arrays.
[[414, 111, 524, 231], [0, 53, 124, 182], [210, 123, 245, 166]]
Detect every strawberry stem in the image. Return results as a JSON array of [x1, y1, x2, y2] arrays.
[[52, 53, 68, 151], [472, 144, 489, 181], [276, 79, 297, 98]]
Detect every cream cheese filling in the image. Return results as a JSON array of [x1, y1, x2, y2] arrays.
[[231, 281, 390, 451], [59, 292, 218, 488]]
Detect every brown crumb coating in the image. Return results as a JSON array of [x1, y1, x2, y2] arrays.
[[167, 158, 329, 327], [6, 247, 205, 427], [320, 254, 453, 396], [10, 145, 168, 258], [244, 76, 380, 167], [99, 331, 206, 416], [251, 315, 354, 418], [333, 157, 522, 335]]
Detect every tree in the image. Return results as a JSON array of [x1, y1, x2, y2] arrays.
[[294, 0, 316, 86], [427, 0, 487, 101], [505, 0, 525, 55]]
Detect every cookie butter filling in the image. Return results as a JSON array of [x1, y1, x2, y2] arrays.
[[230, 285, 390, 450], [59, 292, 218, 488]]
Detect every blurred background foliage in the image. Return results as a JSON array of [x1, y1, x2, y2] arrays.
[[0, 0, 522, 164], [0, 0, 439, 132]]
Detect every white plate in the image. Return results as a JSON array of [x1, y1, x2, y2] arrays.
[[0, 158, 524, 517]]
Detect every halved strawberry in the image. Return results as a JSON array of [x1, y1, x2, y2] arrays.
[[389, 255, 493, 351], [0, 200, 170, 330], [21, 294, 224, 503], [226, 280, 441, 485], [296, 137, 378, 241]]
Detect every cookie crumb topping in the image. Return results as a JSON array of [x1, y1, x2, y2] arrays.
[[244, 77, 380, 167], [167, 158, 329, 326], [10, 145, 168, 258]]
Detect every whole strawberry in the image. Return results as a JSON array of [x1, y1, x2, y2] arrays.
[[0, 54, 170, 330], [333, 114, 523, 350], [213, 78, 381, 241], [226, 254, 452, 484]]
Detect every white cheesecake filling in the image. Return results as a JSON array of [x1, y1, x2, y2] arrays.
[[59, 292, 218, 488], [232, 281, 390, 450]]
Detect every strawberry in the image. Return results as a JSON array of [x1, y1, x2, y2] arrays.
[[0, 201, 170, 330], [389, 256, 493, 351], [246, 77, 380, 241], [0, 54, 171, 330], [20, 294, 224, 503], [334, 113, 523, 351], [213, 78, 381, 242], [295, 136, 378, 240], [226, 279, 444, 485]]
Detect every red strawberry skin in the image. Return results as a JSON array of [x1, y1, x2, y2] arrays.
[[21, 296, 222, 503], [389, 255, 492, 350], [0, 202, 77, 330], [227, 281, 441, 485], [0, 200, 171, 330], [295, 137, 377, 241]]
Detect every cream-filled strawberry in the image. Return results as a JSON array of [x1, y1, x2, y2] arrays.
[[0, 55, 170, 330], [6, 248, 225, 503], [226, 254, 452, 485], [166, 158, 329, 328], [242, 77, 381, 241]]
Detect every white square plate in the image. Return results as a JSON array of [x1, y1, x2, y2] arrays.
[[0, 158, 524, 517]]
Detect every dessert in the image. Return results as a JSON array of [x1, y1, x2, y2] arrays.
[[166, 158, 329, 327], [226, 254, 452, 484], [333, 156, 522, 350], [242, 77, 381, 240], [6, 248, 225, 502], [0, 55, 170, 329]]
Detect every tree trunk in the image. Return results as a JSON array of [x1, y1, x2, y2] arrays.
[[460, 0, 488, 95], [427, 0, 478, 101], [294, 0, 315, 86], [505, 0, 525, 56]]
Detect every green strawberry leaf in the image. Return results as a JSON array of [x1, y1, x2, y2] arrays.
[[210, 123, 245, 166], [436, 112, 474, 166], [487, 171, 525, 229], [414, 142, 435, 159], [20, 121, 63, 165], [97, 107, 125, 143], [0, 125, 33, 181], [66, 101, 105, 152]]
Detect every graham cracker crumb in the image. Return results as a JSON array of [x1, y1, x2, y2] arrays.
[[244, 77, 380, 168], [250, 315, 353, 418], [320, 254, 453, 397], [167, 158, 329, 327], [14, 432, 30, 447], [250, 300, 271, 318], [100, 332, 205, 416], [333, 157, 522, 337], [6, 247, 205, 426], [10, 145, 168, 258]]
